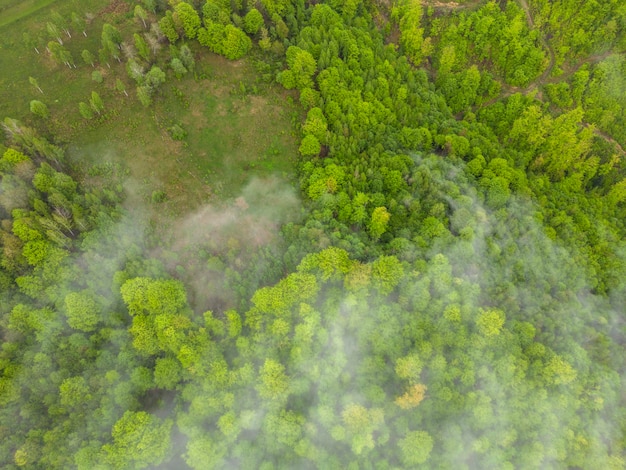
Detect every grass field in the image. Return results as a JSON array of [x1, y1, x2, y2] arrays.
[[0, 0, 300, 225], [0, 0, 61, 28]]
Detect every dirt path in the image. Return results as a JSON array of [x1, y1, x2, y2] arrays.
[[423, 0, 483, 11]]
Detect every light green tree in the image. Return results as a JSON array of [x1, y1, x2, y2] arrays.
[[64, 291, 99, 332], [29, 100, 49, 119], [244, 8, 264, 35], [174, 2, 201, 39], [89, 91, 104, 115], [28, 76, 43, 94], [79, 102, 94, 119], [103, 411, 172, 469], [398, 430, 433, 465], [81, 49, 95, 67], [368, 206, 390, 240]]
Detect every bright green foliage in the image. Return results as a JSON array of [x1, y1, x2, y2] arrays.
[[221, 25, 252, 60], [2, 2, 626, 469], [371, 255, 403, 295], [154, 357, 182, 389], [134, 33, 150, 61], [29, 100, 48, 119], [543, 355, 577, 385], [159, 11, 180, 43], [278, 46, 317, 90], [302, 107, 328, 143], [243, 8, 264, 35], [299, 134, 321, 157], [59, 376, 91, 407], [89, 91, 104, 115], [103, 411, 172, 469], [476, 308, 506, 337], [395, 354, 423, 381], [101, 24, 122, 61], [64, 291, 99, 332], [257, 359, 289, 401], [174, 2, 201, 39], [78, 102, 94, 119], [396, 0, 430, 66], [368, 206, 390, 240], [399, 430, 433, 465], [115, 79, 128, 97], [198, 23, 251, 60]]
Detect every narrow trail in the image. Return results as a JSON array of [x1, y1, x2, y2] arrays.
[[469, 0, 623, 153], [423, 0, 484, 11], [589, 126, 626, 158]]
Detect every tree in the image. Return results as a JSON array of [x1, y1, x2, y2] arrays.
[[126, 59, 145, 83], [103, 411, 172, 469], [179, 44, 195, 71], [299, 134, 321, 157], [101, 24, 122, 62], [137, 86, 152, 107], [71, 12, 87, 37], [79, 102, 94, 119], [134, 33, 150, 62], [28, 77, 43, 94], [154, 357, 182, 390], [398, 430, 433, 465], [174, 2, 201, 39], [59, 376, 90, 407], [48, 42, 74, 68], [22, 32, 41, 54], [244, 8, 264, 35], [170, 58, 187, 78], [29, 100, 49, 119], [134, 5, 149, 29], [368, 206, 390, 240], [278, 46, 316, 90], [89, 91, 104, 115], [115, 79, 128, 97], [159, 11, 180, 43], [221, 25, 252, 60], [144, 66, 166, 93], [64, 291, 99, 331], [145, 32, 162, 56], [81, 49, 95, 67], [142, 0, 157, 13], [51, 11, 71, 38], [46, 22, 63, 44], [120, 41, 137, 60], [476, 308, 505, 336], [257, 359, 290, 401]]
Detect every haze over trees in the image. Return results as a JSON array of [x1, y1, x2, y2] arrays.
[[1, 0, 626, 468]]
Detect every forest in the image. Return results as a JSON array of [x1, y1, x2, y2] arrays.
[[0, 0, 625, 468]]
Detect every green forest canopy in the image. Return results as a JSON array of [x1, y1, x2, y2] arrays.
[[1, 0, 626, 468]]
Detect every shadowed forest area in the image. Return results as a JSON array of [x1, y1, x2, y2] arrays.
[[1, 0, 626, 468]]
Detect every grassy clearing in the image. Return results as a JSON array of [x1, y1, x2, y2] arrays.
[[0, 0, 110, 120], [0, 0, 60, 29], [1, 0, 300, 226], [65, 53, 300, 225]]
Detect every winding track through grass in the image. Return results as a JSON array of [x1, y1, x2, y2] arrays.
[[0, 0, 59, 29]]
